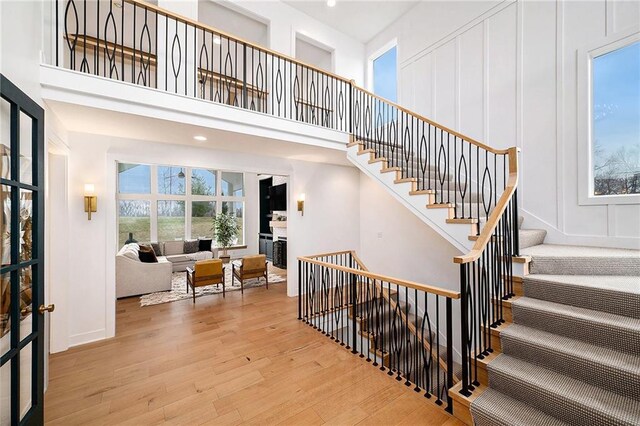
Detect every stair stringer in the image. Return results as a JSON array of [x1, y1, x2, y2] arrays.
[[348, 145, 473, 253]]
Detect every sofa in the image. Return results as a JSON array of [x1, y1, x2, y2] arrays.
[[116, 243, 172, 298], [157, 240, 219, 273]]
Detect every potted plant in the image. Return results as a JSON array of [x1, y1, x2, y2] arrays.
[[213, 212, 238, 264]]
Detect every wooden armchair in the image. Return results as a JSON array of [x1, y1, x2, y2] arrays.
[[232, 255, 268, 294], [186, 259, 225, 303]]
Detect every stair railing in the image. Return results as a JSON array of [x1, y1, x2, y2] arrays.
[[298, 251, 460, 412], [454, 151, 519, 397]]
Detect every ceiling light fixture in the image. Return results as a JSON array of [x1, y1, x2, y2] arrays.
[[327, 0, 336, 7], [213, 37, 221, 45], [194, 135, 207, 141]]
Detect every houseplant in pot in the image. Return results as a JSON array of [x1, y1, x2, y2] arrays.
[[213, 212, 238, 264]]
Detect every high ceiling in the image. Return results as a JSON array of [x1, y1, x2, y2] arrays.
[[282, 0, 419, 43]]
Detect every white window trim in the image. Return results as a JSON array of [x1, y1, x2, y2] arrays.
[[117, 162, 246, 245], [367, 38, 398, 95], [577, 28, 640, 206]]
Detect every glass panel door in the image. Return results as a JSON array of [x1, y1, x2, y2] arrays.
[[0, 74, 45, 425]]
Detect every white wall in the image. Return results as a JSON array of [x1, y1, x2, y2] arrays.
[[51, 131, 360, 351], [366, 0, 640, 249]]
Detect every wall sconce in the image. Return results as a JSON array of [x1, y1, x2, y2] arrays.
[[84, 184, 97, 220], [297, 193, 305, 216]]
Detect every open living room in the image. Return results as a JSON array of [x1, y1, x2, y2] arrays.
[[1, 0, 639, 425]]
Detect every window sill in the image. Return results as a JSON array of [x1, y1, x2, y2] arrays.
[[578, 193, 640, 206]]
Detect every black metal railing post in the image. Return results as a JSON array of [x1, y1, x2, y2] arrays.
[[298, 259, 302, 320], [512, 189, 520, 256], [459, 264, 471, 397], [351, 270, 358, 354], [445, 297, 454, 413]]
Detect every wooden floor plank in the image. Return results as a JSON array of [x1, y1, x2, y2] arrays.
[[45, 279, 456, 425]]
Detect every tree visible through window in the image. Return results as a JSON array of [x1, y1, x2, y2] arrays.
[[592, 41, 640, 196]]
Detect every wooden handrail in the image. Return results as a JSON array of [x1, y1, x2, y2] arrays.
[[454, 146, 520, 264], [298, 255, 460, 299], [303, 249, 355, 259], [124, 0, 352, 84]]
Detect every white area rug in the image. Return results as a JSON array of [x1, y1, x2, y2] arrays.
[[140, 265, 286, 306]]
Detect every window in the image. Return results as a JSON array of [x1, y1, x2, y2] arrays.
[[373, 46, 397, 102], [118, 200, 150, 247], [157, 200, 185, 241], [116, 163, 246, 248], [192, 168, 216, 196], [118, 163, 151, 194], [221, 171, 244, 196], [191, 201, 216, 238], [157, 166, 185, 195], [591, 41, 640, 196], [221, 201, 244, 245]]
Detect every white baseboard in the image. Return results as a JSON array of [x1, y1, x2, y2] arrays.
[[68, 329, 108, 348]]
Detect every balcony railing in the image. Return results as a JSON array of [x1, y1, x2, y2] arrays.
[[56, 0, 352, 132], [298, 251, 461, 412]]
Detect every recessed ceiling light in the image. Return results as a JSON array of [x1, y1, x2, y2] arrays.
[[213, 37, 221, 45], [194, 135, 207, 141], [327, 0, 336, 7]]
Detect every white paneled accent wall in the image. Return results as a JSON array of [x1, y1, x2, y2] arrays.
[[366, 0, 640, 248]]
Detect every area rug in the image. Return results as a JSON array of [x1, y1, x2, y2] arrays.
[[140, 265, 286, 306]]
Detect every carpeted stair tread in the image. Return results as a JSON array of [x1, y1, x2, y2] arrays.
[[521, 244, 640, 276], [500, 324, 640, 400], [511, 297, 640, 355], [519, 228, 547, 249], [524, 274, 640, 318], [471, 388, 568, 426], [486, 354, 640, 425]]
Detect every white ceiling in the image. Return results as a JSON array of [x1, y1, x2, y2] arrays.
[[46, 101, 351, 167], [282, 0, 419, 43]]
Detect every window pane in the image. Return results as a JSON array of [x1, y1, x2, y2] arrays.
[[1, 99, 10, 180], [19, 112, 33, 185], [221, 172, 244, 196], [118, 163, 151, 194], [191, 201, 216, 238], [373, 46, 397, 102], [158, 200, 185, 241], [221, 201, 244, 245], [19, 189, 32, 262], [118, 200, 150, 247], [158, 166, 186, 195], [592, 41, 640, 196], [192, 169, 216, 196]]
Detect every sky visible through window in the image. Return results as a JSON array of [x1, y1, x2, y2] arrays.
[[592, 41, 640, 195], [118, 164, 150, 194], [373, 46, 397, 102]]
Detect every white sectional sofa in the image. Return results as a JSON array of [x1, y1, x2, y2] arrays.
[[115, 243, 172, 298]]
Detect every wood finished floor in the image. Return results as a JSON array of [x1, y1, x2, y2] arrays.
[[45, 280, 462, 425]]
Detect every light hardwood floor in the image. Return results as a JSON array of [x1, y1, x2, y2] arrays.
[[45, 278, 462, 425]]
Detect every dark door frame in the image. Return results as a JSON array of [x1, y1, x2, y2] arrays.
[[0, 74, 46, 425]]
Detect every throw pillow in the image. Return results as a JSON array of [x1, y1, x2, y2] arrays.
[[138, 244, 158, 263], [184, 239, 199, 254], [198, 238, 213, 252], [150, 242, 162, 256]]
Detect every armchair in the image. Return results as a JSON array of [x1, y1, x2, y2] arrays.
[[232, 255, 268, 294], [186, 259, 225, 303]]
